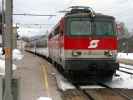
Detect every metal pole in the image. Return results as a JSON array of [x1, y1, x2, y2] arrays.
[[127, 40, 128, 55], [21, 38, 22, 51], [2, 0, 5, 49], [34, 41, 36, 55], [3, 0, 13, 100]]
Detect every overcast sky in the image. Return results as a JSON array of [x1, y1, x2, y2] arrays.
[[13, 0, 133, 36]]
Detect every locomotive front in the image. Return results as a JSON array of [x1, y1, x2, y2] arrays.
[[63, 7, 119, 78]]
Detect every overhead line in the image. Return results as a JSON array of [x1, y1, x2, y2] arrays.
[[67, 0, 74, 6], [17, 24, 54, 26], [58, 0, 74, 13], [13, 13, 56, 16]]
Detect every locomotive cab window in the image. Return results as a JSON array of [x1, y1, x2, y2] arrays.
[[68, 18, 92, 36], [95, 21, 115, 36]]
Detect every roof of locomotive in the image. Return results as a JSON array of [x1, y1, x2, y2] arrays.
[[64, 12, 115, 20], [48, 7, 115, 34], [63, 7, 115, 20]]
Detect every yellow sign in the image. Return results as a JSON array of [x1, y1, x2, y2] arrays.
[[4, 48, 12, 58]]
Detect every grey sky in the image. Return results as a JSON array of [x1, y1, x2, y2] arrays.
[[13, 0, 133, 36]]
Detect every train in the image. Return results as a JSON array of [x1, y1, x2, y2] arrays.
[[47, 6, 119, 83]]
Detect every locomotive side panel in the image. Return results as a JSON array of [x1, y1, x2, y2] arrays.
[[48, 18, 65, 67]]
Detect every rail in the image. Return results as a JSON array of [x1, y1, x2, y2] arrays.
[[118, 69, 133, 75], [120, 66, 133, 71], [97, 82, 133, 100], [75, 85, 96, 100]]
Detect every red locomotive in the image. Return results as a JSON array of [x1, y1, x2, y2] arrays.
[[48, 6, 119, 83]]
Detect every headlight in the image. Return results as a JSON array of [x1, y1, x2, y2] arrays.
[[72, 51, 82, 56], [109, 51, 113, 56], [104, 51, 112, 56]]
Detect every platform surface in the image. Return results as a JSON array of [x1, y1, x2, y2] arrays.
[[13, 51, 61, 100]]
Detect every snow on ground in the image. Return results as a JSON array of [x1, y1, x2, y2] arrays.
[[55, 73, 75, 91], [0, 48, 24, 61], [104, 70, 133, 89], [37, 97, 52, 100], [13, 49, 24, 60], [120, 63, 133, 69], [0, 48, 24, 76], [117, 53, 133, 60], [0, 59, 17, 76]]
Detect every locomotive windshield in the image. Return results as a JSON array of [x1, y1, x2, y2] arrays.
[[95, 21, 115, 35], [70, 20, 91, 35], [68, 17, 115, 36]]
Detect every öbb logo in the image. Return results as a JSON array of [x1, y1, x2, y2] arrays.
[[88, 40, 100, 48]]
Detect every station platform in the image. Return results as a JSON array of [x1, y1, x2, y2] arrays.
[[13, 51, 62, 100]]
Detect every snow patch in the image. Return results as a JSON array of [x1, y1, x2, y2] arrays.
[[117, 53, 133, 60], [0, 59, 17, 76], [55, 73, 75, 91], [103, 69, 133, 89], [13, 49, 24, 60], [0, 48, 24, 61], [37, 97, 52, 100]]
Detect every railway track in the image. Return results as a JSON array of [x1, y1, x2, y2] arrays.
[[97, 82, 133, 100], [61, 90, 92, 100], [117, 67, 133, 75], [120, 66, 133, 71], [118, 69, 133, 75], [61, 76, 133, 100], [61, 83, 133, 100]]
